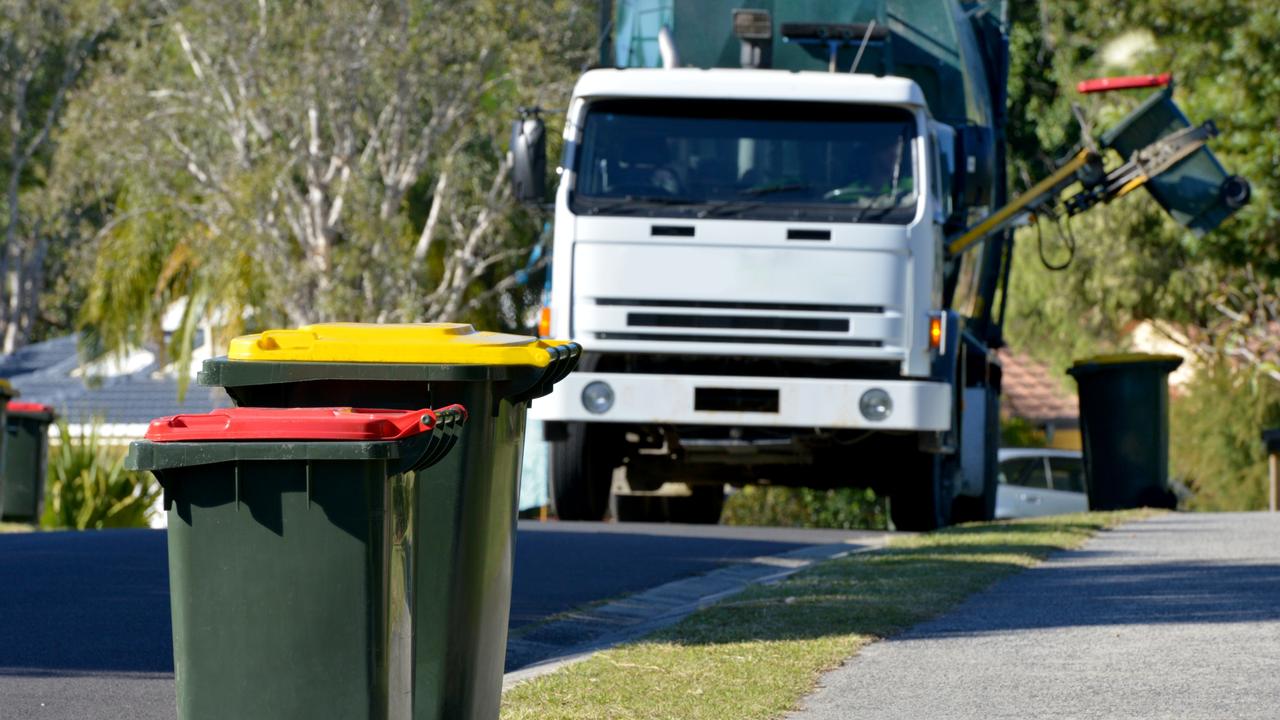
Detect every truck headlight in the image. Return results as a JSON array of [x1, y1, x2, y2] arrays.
[[859, 388, 893, 421], [582, 382, 615, 414]]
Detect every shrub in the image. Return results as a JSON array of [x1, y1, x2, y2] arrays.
[[721, 485, 888, 530], [41, 421, 160, 530], [1170, 364, 1280, 511], [1001, 415, 1047, 447]]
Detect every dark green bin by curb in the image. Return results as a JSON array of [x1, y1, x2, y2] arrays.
[[127, 406, 466, 720], [0, 381, 21, 520], [1067, 354, 1183, 511], [2, 401, 54, 522], [196, 323, 580, 720]]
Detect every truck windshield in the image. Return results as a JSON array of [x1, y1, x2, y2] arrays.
[[572, 99, 919, 224]]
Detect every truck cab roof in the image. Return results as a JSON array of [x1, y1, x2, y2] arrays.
[[572, 68, 928, 110]]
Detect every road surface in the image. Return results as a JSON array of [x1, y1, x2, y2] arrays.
[[0, 521, 883, 719], [789, 512, 1280, 720]]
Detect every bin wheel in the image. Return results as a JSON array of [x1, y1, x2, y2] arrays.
[[550, 422, 617, 521], [889, 453, 955, 531], [613, 485, 725, 524]]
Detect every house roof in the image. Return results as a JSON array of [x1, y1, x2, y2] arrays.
[[0, 335, 230, 426], [998, 348, 1079, 424]]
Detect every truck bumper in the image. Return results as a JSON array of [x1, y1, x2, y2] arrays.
[[530, 372, 952, 431]]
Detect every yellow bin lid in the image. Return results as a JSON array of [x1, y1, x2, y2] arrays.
[[228, 323, 569, 367]]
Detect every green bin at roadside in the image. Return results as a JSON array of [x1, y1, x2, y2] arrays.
[[1067, 354, 1182, 511], [2, 401, 54, 522], [0, 381, 21, 520], [127, 405, 467, 720], [196, 323, 580, 720]]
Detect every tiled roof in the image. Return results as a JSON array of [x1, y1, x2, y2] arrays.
[[998, 348, 1078, 424], [0, 335, 230, 425]]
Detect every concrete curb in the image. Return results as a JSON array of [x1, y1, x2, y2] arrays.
[[502, 537, 890, 691]]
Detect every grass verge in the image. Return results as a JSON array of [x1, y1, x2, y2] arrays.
[[501, 510, 1157, 719]]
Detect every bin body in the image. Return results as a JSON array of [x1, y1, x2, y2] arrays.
[[197, 324, 579, 720], [2, 403, 54, 522], [1102, 87, 1243, 235], [1067, 354, 1182, 510], [128, 407, 463, 720]]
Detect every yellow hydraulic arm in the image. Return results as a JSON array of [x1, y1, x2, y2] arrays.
[[946, 118, 1221, 258], [946, 149, 1098, 256]]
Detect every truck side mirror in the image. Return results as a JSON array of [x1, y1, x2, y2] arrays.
[[510, 114, 547, 204], [954, 125, 995, 208]]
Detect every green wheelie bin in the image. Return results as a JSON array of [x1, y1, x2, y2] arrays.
[[127, 405, 467, 720], [196, 323, 580, 720], [2, 401, 55, 522], [0, 380, 19, 519], [1067, 354, 1183, 511]]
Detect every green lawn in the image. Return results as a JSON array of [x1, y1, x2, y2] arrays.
[[502, 511, 1156, 720]]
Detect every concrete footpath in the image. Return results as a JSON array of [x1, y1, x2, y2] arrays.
[[789, 512, 1280, 720]]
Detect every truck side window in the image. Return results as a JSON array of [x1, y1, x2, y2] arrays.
[[932, 132, 952, 220], [951, 242, 985, 319], [928, 133, 943, 221]]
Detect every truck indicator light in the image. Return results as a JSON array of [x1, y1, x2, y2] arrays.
[[538, 306, 552, 338], [929, 314, 944, 351]]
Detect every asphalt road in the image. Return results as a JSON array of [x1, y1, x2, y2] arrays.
[[0, 521, 882, 719], [789, 512, 1280, 720]]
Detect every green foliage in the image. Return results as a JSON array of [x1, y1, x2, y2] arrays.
[[1170, 363, 1280, 511], [721, 485, 887, 530], [1000, 415, 1047, 448], [41, 421, 160, 530], [50, 0, 596, 378], [1001, 1, 1280, 503]]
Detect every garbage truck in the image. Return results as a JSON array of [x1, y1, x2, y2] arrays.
[[509, 0, 1248, 529]]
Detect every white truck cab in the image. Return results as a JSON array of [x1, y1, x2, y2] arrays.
[[530, 68, 992, 528], [538, 68, 951, 427]]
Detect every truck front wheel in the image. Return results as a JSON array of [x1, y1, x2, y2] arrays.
[[550, 422, 618, 521]]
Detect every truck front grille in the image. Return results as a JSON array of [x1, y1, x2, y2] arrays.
[[595, 332, 880, 348], [627, 313, 849, 333], [596, 297, 883, 314]]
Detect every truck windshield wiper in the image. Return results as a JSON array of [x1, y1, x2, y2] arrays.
[[583, 195, 700, 215], [738, 182, 811, 197]]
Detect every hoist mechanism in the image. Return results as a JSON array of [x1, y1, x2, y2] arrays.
[[948, 74, 1249, 259]]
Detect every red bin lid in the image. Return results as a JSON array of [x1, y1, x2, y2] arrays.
[[144, 406, 465, 443], [1076, 73, 1171, 94], [8, 401, 53, 415]]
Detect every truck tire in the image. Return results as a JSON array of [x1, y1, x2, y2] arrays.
[[889, 453, 955, 531], [550, 422, 617, 521], [614, 485, 725, 524]]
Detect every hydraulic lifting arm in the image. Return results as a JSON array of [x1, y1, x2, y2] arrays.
[[947, 148, 1098, 256], [946, 75, 1248, 259]]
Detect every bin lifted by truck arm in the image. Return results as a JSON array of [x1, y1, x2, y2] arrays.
[[948, 73, 1250, 259]]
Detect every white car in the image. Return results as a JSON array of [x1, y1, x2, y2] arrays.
[[995, 448, 1088, 519]]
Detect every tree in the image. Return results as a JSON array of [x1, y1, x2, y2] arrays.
[[1001, 0, 1280, 507], [0, 0, 116, 352], [58, 0, 593, 371]]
